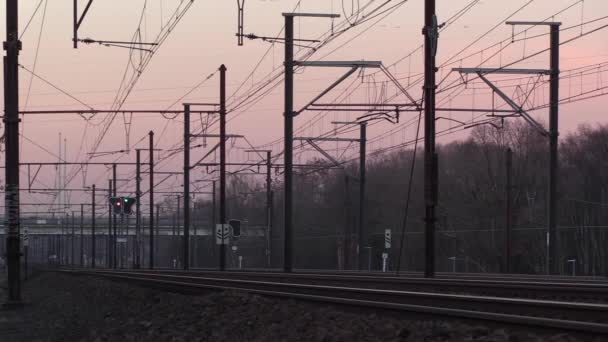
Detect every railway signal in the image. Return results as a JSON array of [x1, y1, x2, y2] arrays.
[[229, 219, 241, 238], [122, 197, 136, 215], [109, 197, 137, 215], [110, 197, 123, 215]]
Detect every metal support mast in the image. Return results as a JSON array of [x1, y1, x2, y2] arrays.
[[456, 21, 561, 275], [71, 212, 75, 266], [91, 184, 96, 268], [496, 21, 561, 274], [135, 149, 142, 269], [358, 123, 367, 270], [183, 105, 191, 270], [219, 65, 227, 271], [283, 14, 295, 272], [505, 148, 512, 273], [266, 151, 273, 268], [112, 163, 117, 268], [176, 195, 181, 266], [80, 204, 84, 267], [548, 24, 560, 275], [107, 179, 112, 267], [149, 131, 155, 269], [212, 180, 217, 252], [244, 149, 274, 268], [423, 0, 439, 278], [64, 214, 68, 264], [282, 13, 340, 272], [3, 0, 22, 305]]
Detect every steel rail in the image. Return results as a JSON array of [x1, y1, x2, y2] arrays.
[[76, 268, 608, 302], [129, 267, 608, 283], [63, 269, 608, 334]]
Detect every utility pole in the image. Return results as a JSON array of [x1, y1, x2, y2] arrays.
[[219, 64, 227, 271], [548, 24, 560, 275], [266, 151, 273, 268], [321, 121, 366, 270], [344, 175, 351, 270], [80, 204, 84, 267], [57, 222, 61, 266], [71, 211, 75, 266], [280, 12, 340, 272], [244, 149, 274, 268], [108, 179, 112, 267], [212, 180, 217, 254], [191, 202, 196, 267], [283, 13, 295, 273], [64, 214, 68, 264], [135, 149, 141, 269], [112, 163, 117, 269], [505, 148, 512, 273], [423, 0, 439, 278], [456, 21, 561, 275], [358, 123, 367, 270], [183, 104, 191, 270], [91, 184, 96, 268], [500, 21, 561, 274], [155, 204, 160, 267], [149, 130, 155, 269], [176, 195, 181, 266], [4, 0, 22, 305]]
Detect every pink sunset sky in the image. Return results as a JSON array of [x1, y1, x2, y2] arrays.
[[1, 0, 607, 208]]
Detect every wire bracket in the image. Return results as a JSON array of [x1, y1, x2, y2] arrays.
[[73, 0, 94, 48], [237, 0, 245, 46]]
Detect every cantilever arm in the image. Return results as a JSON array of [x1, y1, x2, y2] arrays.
[[294, 67, 359, 116], [307, 140, 343, 168], [476, 72, 549, 137]]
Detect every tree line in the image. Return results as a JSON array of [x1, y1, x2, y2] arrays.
[[190, 122, 608, 275]]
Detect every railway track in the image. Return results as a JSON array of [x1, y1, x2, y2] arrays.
[[74, 268, 608, 303], [189, 268, 608, 283], [63, 269, 608, 334]]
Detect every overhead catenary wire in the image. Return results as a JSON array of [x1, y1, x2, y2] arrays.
[[19, 0, 45, 40], [34, 0, 608, 216], [18, 64, 94, 111], [21, 0, 49, 161]]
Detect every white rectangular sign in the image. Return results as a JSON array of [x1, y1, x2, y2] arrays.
[[116, 237, 127, 243], [384, 229, 392, 249], [215, 224, 230, 245]]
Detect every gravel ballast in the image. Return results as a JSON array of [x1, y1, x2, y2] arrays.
[[0, 271, 604, 341]]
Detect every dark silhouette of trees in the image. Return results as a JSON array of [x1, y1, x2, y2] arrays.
[[190, 123, 608, 275]]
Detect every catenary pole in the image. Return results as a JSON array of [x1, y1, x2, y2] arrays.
[[423, 0, 439, 278], [80, 204, 84, 267], [91, 184, 96, 268], [505, 148, 512, 273], [183, 104, 191, 270], [283, 14, 294, 272], [219, 65, 227, 271], [112, 163, 117, 268], [266, 151, 272, 268], [135, 149, 142, 269], [149, 131, 155, 269], [548, 25, 560, 275], [108, 179, 112, 267], [358, 123, 367, 270], [3, 0, 22, 305]]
